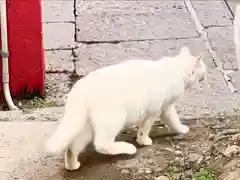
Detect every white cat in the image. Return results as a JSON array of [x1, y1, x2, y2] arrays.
[[234, 4, 240, 70], [45, 47, 207, 171]]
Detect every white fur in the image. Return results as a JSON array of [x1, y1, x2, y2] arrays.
[[45, 47, 207, 171], [234, 4, 240, 70]]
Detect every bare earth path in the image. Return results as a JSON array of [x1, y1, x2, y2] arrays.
[[0, 108, 239, 180]]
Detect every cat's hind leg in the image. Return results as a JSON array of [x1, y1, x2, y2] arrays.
[[161, 105, 189, 134], [92, 110, 137, 155], [136, 117, 155, 146], [64, 123, 92, 171]]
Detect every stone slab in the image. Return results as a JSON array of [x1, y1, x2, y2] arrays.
[[226, 0, 238, 14], [229, 71, 240, 95], [175, 69, 240, 116], [76, 1, 198, 41], [43, 23, 75, 50], [206, 26, 236, 70], [45, 50, 74, 72], [75, 38, 215, 75], [41, 0, 75, 22], [192, 0, 233, 27]]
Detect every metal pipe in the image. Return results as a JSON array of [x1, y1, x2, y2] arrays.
[[0, 0, 18, 110]]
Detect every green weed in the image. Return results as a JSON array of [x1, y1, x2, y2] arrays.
[[29, 96, 57, 108], [192, 168, 215, 180]]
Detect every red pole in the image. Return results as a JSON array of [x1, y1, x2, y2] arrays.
[[0, 0, 45, 98]]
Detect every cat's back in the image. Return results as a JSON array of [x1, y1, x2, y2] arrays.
[[74, 58, 174, 92], [80, 60, 157, 84], [72, 59, 163, 99], [69, 58, 182, 112]]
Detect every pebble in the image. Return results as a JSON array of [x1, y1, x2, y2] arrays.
[[188, 153, 203, 164], [208, 134, 215, 140], [148, 160, 153, 164], [174, 150, 183, 156], [232, 133, 240, 142], [145, 168, 153, 174], [137, 168, 153, 174], [165, 148, 174, 152], [155, 175, 169, 180], [224, 145, 240, 157], [121, 169, 130, 174], [138, 168, 145, 174]]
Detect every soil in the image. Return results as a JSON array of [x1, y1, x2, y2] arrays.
[[8, 114, 240, 180], [84, 115, 240, 180]]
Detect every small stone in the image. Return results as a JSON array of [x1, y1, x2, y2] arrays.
[[145, 168, 153, 174], [188, 153, 203, 164], [121, 169, 130, 174], [175, 145, 181, 149], [175, 156, 181, 161], [138, 168, 145, 174], [208, 134, 215, 140], [174, 150, 183, 156], [165, 148, 174, 152], [148, 160, 153, 164], [232, 133, 240, 142], [155, 175, 170, 180], [17, 101, 22, 108], [224, 145, 240, 157]]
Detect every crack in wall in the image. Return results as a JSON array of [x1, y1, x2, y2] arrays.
[[76, 36, 201, 45], [73, 0, 77, 42], [224, 0, 235, 18], [185, 0, 236, 93], [72, 0, 77, 74]]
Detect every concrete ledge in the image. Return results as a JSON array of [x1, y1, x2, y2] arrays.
[[206, 26, 236, 70], [192, 1, 233, 27]]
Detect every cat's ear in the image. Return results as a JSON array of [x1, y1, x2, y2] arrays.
[[194, 53, 204, 67], [179, 46, 191, 56]]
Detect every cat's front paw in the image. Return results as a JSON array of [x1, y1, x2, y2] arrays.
[[125, 144, 137, 155], [178, 124, 189, 134], [65, 161, 81, 171], [137, 136, 153, 146]]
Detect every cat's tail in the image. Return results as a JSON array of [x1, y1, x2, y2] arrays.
[[234, 4, 240, 70], [44, 91, 88, 154]]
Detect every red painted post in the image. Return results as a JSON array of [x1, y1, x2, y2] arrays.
[[0, 0, 45, 98]]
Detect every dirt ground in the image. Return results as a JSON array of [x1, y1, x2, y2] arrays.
[[75, 115, 240, 180], [7, 114, 240, 180]]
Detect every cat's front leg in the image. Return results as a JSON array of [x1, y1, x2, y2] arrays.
[[136, 117, 155, 146], [161, 105, 189, 134]]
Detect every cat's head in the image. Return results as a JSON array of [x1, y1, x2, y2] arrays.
[[178, 46, 207, 87]]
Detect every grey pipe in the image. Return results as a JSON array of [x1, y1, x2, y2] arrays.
[[0, 1, 18, 110]]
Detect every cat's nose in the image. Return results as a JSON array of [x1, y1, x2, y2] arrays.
[[199, 74, 205, 82]]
